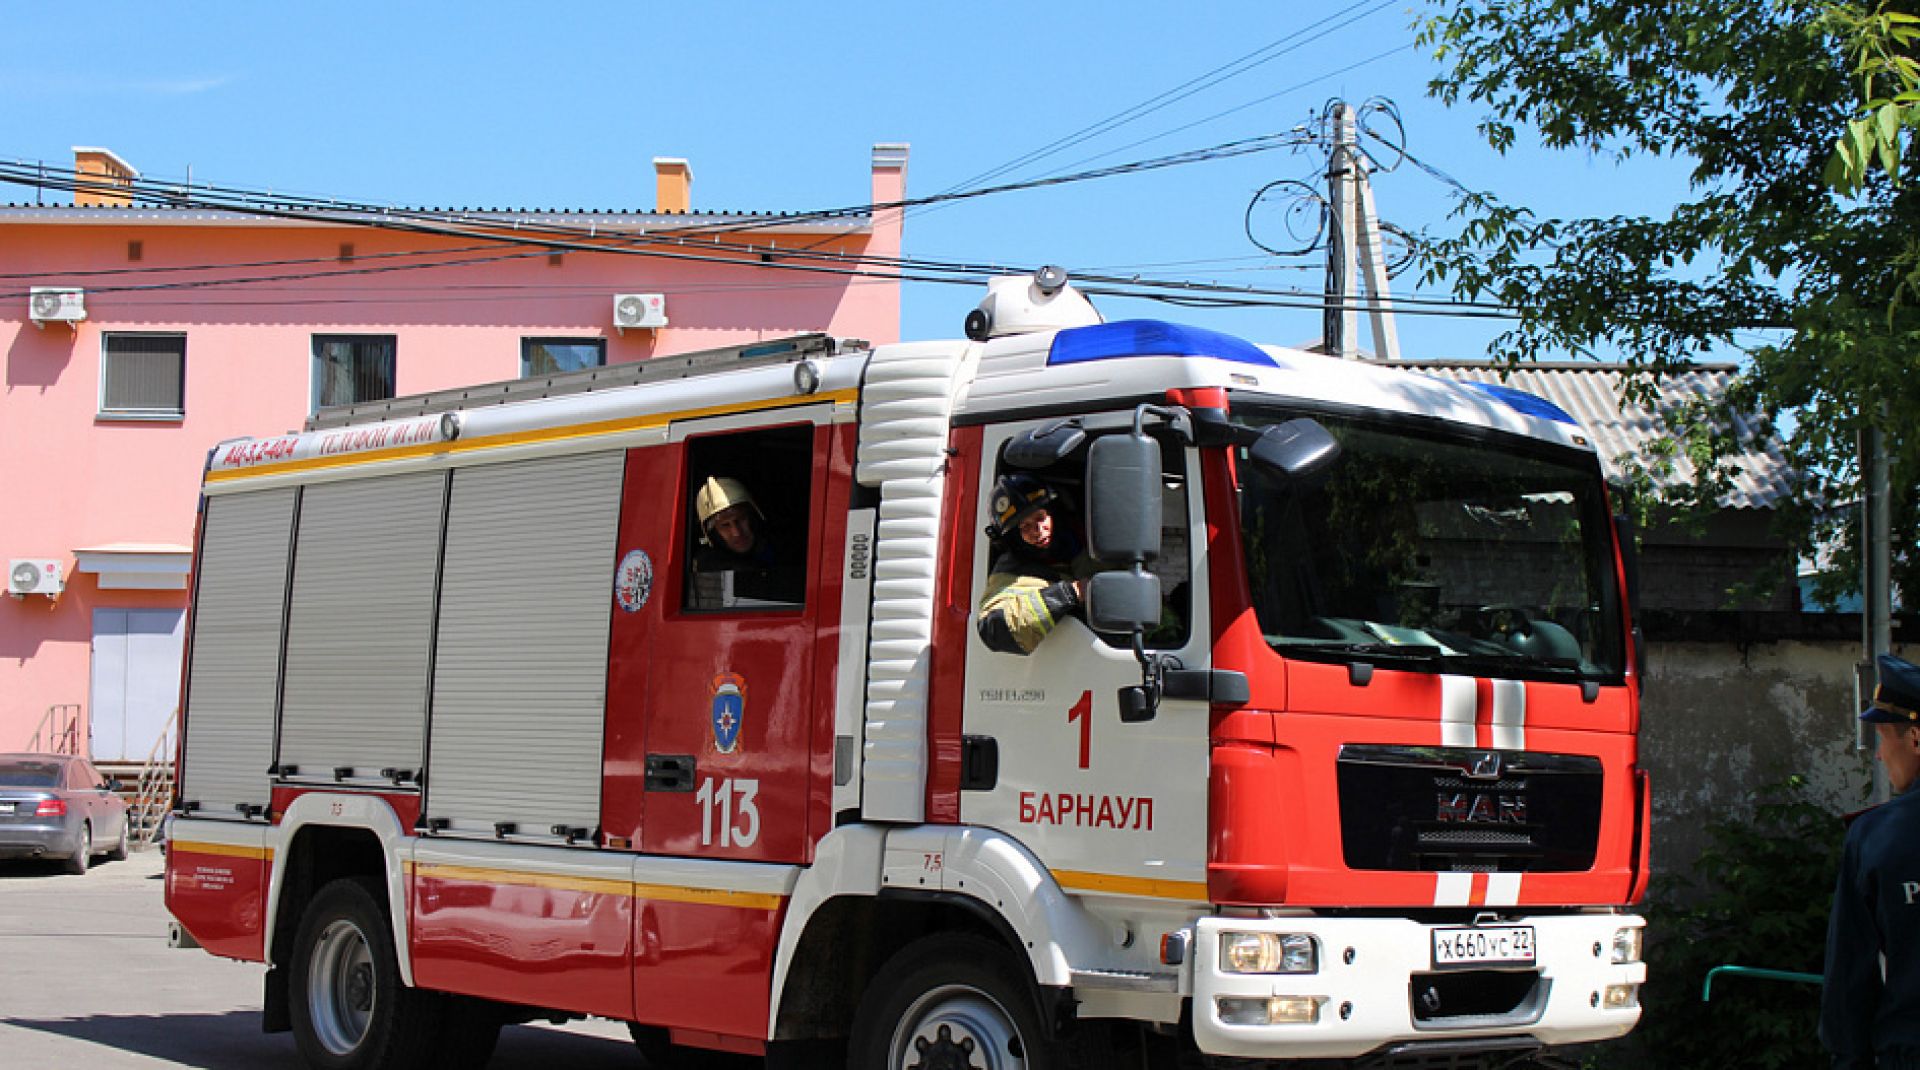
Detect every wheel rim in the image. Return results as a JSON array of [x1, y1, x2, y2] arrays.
[[887, 983, 1027, 1070], [308, 918, 375, 1056]]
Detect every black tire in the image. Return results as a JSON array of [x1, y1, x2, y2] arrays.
[[427, 996, 501, 1070], [64, 823, 90, 875], [105, 816, 129, 862], [290, 877, 443, 1070], [849, 933, 1063, 1070]]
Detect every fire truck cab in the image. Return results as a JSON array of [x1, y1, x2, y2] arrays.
[[165, 273, 1647, 1069]]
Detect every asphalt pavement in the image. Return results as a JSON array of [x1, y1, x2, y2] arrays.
[[0, 848, 658, 1069]]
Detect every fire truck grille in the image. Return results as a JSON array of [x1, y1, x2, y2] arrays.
[[1417, 828, 1534, 846], [1336, 745, 1603, 873]]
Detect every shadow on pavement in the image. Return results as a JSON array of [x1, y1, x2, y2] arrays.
[[3, 1011, 299, 1069], [4, 1011, 666, 1069], [0, 856, 148, 880]]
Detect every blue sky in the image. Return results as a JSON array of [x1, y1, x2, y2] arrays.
[[2, 1, 1709, 360]]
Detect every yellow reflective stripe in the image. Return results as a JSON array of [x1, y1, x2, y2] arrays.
[[407, 861, 786, 910], [206, 389, 856, 484], [409, 862, 632, 897], [1053, 869, 1209, 902], [630, 882, 785, 912], [172, 841, 273, 861]]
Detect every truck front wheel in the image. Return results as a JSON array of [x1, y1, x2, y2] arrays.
[[849, 933, 1063, 1070], [290, 878, 439, 1070]]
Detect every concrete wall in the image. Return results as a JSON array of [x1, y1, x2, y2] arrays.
[[1638, 635, 1908, 885]]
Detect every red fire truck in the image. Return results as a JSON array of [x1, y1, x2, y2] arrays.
[[165, 272, 1648, 1069]]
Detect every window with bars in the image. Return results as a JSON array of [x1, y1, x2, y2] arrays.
[[99, 333, 186, 418], [521, 337, 606, 378], [312, 335, 397, 412]]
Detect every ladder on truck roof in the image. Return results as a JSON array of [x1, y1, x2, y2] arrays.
[[306, 332, 859, 431]]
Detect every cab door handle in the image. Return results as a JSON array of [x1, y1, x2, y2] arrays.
[[644, 754, 696, 792]]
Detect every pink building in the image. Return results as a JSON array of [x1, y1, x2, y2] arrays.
[[0, 144, 908, 764]]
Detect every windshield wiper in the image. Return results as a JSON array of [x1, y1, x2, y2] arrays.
[[1272, 641, 1592, 679], [1444, 653, 1586, 679], [1271, 641, 1444, 662]]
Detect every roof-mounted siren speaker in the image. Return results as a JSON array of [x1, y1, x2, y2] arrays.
[[613, 293, 668, 335], [8, 558, 64, 598], [964, 266, 1101, 341], [28, 287, 86, 329]]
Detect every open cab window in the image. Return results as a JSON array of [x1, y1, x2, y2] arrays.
[[985, 428, 1192, 650], [681, 424, 813, 612]]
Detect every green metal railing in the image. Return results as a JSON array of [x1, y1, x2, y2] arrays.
[[1702, 965, 1823, 1002]]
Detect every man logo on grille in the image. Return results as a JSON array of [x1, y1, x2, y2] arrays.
[[1466, 751, 1504, 780]]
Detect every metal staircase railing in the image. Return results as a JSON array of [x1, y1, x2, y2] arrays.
[[29, 704, 81, 755], [128, 709, 179, 847]]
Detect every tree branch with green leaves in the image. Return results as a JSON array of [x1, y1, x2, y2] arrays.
[[1419, 0, 1917, 607]]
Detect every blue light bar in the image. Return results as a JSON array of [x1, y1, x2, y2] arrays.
[[1047, 319, 1275, 368], [1462, 381, 1577, 425]]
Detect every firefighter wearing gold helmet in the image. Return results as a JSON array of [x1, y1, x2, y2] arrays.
[[690, 475, 803, 606]]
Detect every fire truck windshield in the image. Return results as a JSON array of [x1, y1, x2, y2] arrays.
[[1236, 408, 1625, 682]]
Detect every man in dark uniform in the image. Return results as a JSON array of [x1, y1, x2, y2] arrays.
[[976, 474, 1093, 655], [1823, 653, 1920, 1069]]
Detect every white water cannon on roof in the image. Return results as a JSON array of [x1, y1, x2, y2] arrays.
[[964, 266, 1103, 341]]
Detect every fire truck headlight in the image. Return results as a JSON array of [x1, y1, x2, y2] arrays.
[[1220, 932, 1318, 974], [1217, 995, 1325, 1025], [1611, 927, 1643, 964]]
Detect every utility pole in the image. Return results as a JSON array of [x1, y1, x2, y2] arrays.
[[1322, 102, 1400, 361], [1860, 407, 1893, 801]]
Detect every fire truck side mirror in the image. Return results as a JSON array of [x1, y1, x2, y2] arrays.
[[1085, 570, 1163, 635], [1085, 433, 1162, 565], [1248, 418, 1341, 483], [1614, 512, 1646, 686], [1613, 513, 1641, 619]]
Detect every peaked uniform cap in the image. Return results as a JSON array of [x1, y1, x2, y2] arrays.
[[1861, 653, 1920, 724]]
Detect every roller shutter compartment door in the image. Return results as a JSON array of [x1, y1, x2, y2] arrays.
[[278, 471, 445, 785], [425, 451, 623, 841], [179, 488, 296, 819]]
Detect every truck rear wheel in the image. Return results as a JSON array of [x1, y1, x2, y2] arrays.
[[849, 933, 1062, 1070], [290, 878, 440, 1070]]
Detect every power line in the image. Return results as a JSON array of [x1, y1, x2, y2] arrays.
[[0, 141, 1531, 320], [930, 0, 1396, 200], [1, 129, 1314, 244], [0, 133, 1328, 287], [1037, 42, 1411, 183]]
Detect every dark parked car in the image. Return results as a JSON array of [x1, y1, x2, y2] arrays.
[[0, 753, 130, 874]]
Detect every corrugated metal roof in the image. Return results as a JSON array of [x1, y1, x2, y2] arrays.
[[1384, 360, 1794, 510], [0, 202, 872, 234]]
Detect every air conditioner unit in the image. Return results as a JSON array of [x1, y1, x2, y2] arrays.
[[613, 293, 668, 333], [8, 558, 64, 597], [28, 287, 86, 326]]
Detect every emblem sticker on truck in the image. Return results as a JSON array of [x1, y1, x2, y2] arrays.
[[614, 549, 653, 612], [711, 672, 747, 754]]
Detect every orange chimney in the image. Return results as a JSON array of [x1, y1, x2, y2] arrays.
[[72, 146, 139, 207], [653, 157, 692, 214]]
